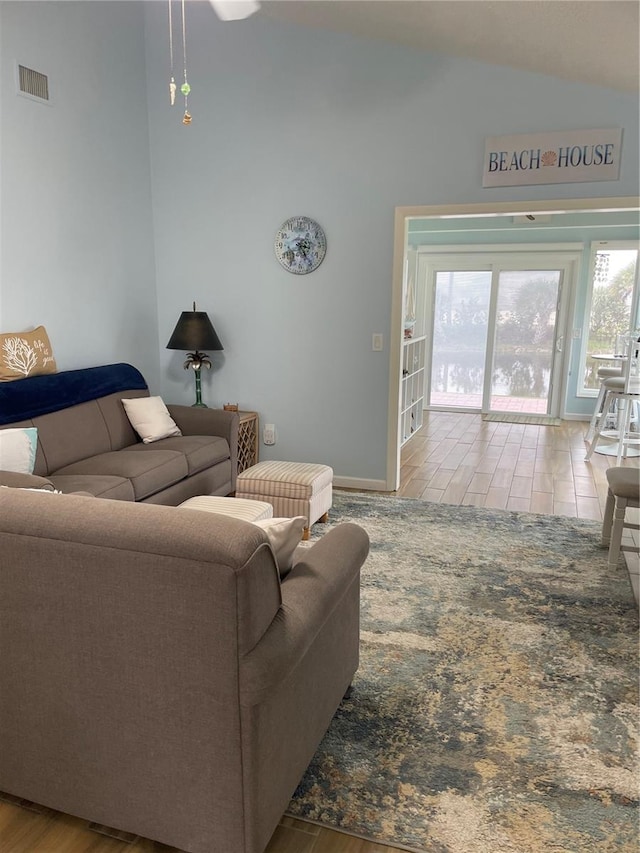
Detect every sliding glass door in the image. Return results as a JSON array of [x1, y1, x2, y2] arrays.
[[490, 269, 562, 413], [430, 269, 491, 409], [421, 251, 575, 416]]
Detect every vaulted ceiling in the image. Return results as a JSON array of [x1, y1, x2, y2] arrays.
[[259, 1, 640, 93]]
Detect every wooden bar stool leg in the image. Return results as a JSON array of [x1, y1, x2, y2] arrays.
[[585, 390, 613, 461], [601, 488, 615, 548], [608, 495, 628, 569], [586, 382, 608, 442], [616, 398, 632, 465]]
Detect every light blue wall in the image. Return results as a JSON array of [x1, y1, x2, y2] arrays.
[[408, 211, 640, 416], [145, 2, 638, 481], [1, 2, 638, 484], [0, 1, 160, 387]]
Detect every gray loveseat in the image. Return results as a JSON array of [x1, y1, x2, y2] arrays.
[[0, 488, 369, 852], [0, 362, 238, 502]]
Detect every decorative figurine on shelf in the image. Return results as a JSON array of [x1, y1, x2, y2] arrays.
[[404, 270, 416, 339]]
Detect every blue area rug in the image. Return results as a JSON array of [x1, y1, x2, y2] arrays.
[[287, 492, 639, 853]]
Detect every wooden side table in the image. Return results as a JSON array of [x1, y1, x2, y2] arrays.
[[237, 411, 259, 473]]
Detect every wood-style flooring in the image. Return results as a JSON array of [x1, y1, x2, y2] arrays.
[[398, 412, 639, 598], [399, 411, 638, 517], [2, 412, 638, 853]]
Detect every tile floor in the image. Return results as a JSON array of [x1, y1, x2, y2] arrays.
[[398, 411, 639, 602]]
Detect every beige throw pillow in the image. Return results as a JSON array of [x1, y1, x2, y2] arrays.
[[122, 396, 182, 444], [0, 326, 57, 381], [253, 516, 306, 578], [0, 427, 38, 473]]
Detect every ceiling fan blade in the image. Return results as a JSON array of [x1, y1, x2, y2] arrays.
[[209, 0, 261, 21]]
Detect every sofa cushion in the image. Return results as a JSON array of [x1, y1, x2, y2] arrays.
[[33, 401, 115, 475], [49, 474, 135, 501], [97, 390, 148, 450], [124, 435, 230, 475], [122, 396, 182, 444], [53, 449, 188, 501]]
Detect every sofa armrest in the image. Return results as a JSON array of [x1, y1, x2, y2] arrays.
[[167, 405, 239, 483], [239, 522, 369, 705], [0, 470, 56, 490]]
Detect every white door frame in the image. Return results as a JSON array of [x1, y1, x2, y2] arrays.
[[386, 196, 640, 491]]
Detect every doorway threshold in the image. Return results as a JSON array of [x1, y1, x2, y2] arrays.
[[482, 413, 562, 425]]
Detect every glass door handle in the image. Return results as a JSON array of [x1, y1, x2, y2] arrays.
[[556, 335, 564, 352]]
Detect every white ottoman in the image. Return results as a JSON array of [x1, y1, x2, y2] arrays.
[[235, 460, 333, 540], [177, 495, 273, 521]]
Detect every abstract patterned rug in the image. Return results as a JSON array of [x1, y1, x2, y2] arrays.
[[286, 492, 639, 853]]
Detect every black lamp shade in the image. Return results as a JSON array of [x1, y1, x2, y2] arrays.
[[167, 310, 223, 352]]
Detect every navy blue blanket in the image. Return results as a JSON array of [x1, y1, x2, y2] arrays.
[[0, 363, 148, 425]]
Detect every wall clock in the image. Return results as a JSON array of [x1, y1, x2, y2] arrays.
[[274, 216, 327, 275]]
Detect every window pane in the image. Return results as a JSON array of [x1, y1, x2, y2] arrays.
[[583, 249, 638, 391], [491, 270, 561, 414], [430, 270, 491, 409]]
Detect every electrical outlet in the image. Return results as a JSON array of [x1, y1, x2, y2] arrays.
[[263, 424, 276, 445], [372, 333, 384, 351]]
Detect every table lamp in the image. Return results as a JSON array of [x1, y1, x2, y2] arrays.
[[166, 303, 223, 407]]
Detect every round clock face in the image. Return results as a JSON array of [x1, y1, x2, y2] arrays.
[[275, 216, 327, 275]]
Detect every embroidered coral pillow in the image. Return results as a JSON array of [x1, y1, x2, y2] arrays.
[[122, 396, 182, 444], [0, 326, 57, 381]]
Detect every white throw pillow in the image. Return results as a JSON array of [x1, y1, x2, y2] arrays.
[[0, 427, 38, 473], [122, 396, 182, 444], [253, 516, 306, 578]]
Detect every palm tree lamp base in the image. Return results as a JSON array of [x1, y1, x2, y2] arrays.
[[192, 365, 207, 408]]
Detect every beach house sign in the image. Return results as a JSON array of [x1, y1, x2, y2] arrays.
[[483, 128, 622, 187]]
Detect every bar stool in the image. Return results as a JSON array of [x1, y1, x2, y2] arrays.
[[602, 467, 640, 570], [585, 336, 640, 465], [585, 364, 623, 442]]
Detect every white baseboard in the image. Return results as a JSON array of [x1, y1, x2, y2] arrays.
[[562, 413, 590, 421], [333, 476, 389, 492]]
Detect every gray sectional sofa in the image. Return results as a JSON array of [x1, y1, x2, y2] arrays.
[[0, 362, 238, 502], [0, 362, 371, 852], [0, 487, 369, 853]]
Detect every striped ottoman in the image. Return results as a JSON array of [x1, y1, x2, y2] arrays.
[[235, 460, 333, 540], [177, 495, 273, 521]]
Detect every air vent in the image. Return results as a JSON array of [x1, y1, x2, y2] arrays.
[[18, 65, 49, 101]]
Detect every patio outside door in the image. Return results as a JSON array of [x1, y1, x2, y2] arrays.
[[422, 251, 575, 417]]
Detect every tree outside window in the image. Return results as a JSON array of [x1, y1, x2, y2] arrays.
[[583, 248, 638, 391]]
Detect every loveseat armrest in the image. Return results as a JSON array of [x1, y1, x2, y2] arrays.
[[0, 470, 57, 490], [167, 405, 239, 483], [239, 522, 369, 705]]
